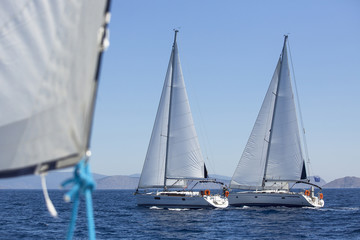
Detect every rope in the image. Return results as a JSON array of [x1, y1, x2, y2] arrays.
[[62, 159, 96, 240], [40, 173, 58, 218]]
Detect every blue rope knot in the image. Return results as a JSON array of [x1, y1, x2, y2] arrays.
[[62, 159, 96, 240], [62, 159, 95, 201]]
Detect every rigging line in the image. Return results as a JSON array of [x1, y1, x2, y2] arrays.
[[287, 39, 312, 176], [191, 89, 216, 175], [183, 54, 216, 176]]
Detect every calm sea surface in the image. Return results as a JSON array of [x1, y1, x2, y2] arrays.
[[0, 189, 359, 239]]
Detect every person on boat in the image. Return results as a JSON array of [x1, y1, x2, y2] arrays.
[[222, 186, 229, 197]]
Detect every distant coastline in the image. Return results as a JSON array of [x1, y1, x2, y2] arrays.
[[1, 173, 359, 189], [322, 176, 360, 189]]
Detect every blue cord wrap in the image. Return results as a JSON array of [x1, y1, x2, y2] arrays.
[[62, 159, 96, 240]]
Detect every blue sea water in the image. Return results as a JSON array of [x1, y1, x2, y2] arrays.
[[0, 189, 359, 239]]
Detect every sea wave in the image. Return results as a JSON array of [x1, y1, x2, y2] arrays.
[[168, 208, 190, 211], [316, 207, 360, 212], [149, 206, 163, 210]]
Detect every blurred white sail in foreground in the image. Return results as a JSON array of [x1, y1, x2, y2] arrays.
[[0, 1, 111, 239], [0, 0, 109, 178]]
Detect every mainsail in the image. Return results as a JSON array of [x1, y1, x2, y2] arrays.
[[230, 36, 307, 190], [0, 0, 110, 178], [138, 31, 205, 189]]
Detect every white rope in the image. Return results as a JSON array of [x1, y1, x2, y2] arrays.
[[40, 173, 58, 218]]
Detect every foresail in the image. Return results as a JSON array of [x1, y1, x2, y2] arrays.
[[166, 43, 205, 181], [0, 0, 109, 178], [265, 43, 305, 182], [230, 59, 280, 189], [138, 52, 172, 189]]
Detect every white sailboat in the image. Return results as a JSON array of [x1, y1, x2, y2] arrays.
[[135, 30, 228, 209], [229, 36, 324, 208], [0, 1, 111, 238]]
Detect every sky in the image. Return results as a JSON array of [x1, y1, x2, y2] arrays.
[[89, 0, 360, 182]]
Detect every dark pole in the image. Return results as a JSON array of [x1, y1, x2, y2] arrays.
[[164, 29, 179, 190]]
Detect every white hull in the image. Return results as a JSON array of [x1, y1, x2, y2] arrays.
[[229, 190, 324, 208], [136, 191, 228, 209]]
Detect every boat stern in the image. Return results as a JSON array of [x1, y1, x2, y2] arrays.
[[203, 195, 229, 208], [302, 190, 325, 208]]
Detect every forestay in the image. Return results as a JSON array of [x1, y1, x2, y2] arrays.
[[0, 0, 109, 178]]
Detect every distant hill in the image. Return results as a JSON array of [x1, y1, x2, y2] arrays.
[[0, 172, 106, 189], [323, 176, 360, 188], [129, 173, 141, 178], [0, 172, 232, 190], [96, 175, 139, 189]]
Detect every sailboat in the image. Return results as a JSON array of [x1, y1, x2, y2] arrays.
[[0, 1, 111, 239], [229, 36, 324, 208], [135, 30, 228, 209]]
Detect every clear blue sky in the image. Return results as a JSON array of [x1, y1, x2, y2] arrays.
[[90, 0, 360, 182]]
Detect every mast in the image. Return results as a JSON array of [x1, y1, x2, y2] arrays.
[[261, 35, 288, 188], [163, 29, 179, 190]]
